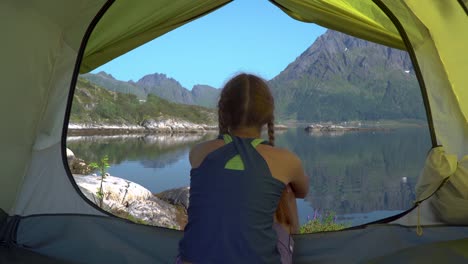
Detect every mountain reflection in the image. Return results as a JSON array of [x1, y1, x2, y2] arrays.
[[67, 128, 431, 216], [67, 133, 216, 168], [275, 128, 430, 214]]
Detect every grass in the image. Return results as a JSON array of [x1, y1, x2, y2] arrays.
[[112, 209, 149, 225], [299, 211, 349, 234]]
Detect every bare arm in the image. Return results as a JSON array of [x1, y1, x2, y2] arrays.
[[288, 154, 309, 198]]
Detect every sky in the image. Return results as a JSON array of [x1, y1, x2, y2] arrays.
[[92, 0, 326, 89]]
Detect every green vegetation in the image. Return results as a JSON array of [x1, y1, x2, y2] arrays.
[[269, 30, 426, 122], [88, 155, 110, 208], [71, 77, 216, 125], [112, 209, 149, 225], [299, 211, 349, 233]]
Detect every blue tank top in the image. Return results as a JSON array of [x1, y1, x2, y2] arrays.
[[179, 134, 286, 263]]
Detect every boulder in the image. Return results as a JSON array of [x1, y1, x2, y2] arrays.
[[156, 187, 190, 209], [68, 158, 92, 174], [74, 175, 152, 207], [127, 196, 179, 228], [73, 174, 185, 229]]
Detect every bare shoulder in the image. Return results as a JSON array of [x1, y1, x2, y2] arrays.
[[189, 139, 225, 168], [257, 144, 301, 164]]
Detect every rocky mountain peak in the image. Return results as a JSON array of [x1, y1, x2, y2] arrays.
[[96, 71, 116, 80], [274, 30, 413, 83], [136, 73, 180, 87]]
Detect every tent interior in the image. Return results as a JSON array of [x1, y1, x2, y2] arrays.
[[1, 0, 467, 263]]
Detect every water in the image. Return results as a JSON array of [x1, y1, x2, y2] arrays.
[[67, 127, 431, 226]]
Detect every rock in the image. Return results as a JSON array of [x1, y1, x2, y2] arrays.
[[127, 196, 179, 228], [275, 124, 288, 130], [73, 174, 186, 229], [74, 175, 152, 206], [66, 148, 75, 161], [156, 187, 190, 209], [67, 119, 217, 134], [69, 158, 92, 174], [141, 118, 209, 133]]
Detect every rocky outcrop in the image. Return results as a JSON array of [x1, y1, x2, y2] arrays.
[[141, 118, 216, 133], [68, 119, 216, 134], [73, 174, 186, 229], [305, 124, 390, 134], [156, 187, 190, 209]]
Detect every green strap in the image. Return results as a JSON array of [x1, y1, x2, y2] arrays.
[[223, 135, 265, 170]]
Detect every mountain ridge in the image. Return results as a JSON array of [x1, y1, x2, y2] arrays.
[[82, 29, 425, 122]]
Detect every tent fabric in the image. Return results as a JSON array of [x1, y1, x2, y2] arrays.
[[0, 247, 74, 264], [269, 0, 405, 50], [0, 0, 107, 214], [3, 213, 468, 264], [80, 0, 232, 73], [366, 237, 468, 263], [376, 0, 468, 226], [390, 0, 468, 159], [1, 0, 468, 263], [431, 154, 468, 224], [415, 147, 458, 203]]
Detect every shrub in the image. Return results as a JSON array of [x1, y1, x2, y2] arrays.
[[299, 211, 349, 233]]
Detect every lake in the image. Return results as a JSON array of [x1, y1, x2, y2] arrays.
[[67, 126, 431, 226]]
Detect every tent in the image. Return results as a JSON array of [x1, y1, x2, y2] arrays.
[[1, 0, 467, 263]]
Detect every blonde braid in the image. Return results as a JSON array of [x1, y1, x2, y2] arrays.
[[267, 120, 275, 146]]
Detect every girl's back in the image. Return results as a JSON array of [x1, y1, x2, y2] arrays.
[[177, 73, 308, 263], [179, 135, 286, 263]]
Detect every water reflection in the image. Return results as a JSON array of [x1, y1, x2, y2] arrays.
[[67, 133, 216, 169], [67, 127, 431, 223], [275, 128, 430, 215]]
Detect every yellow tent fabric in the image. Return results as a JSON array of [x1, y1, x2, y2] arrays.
[[270, 0, 405, 50], [80, 0, 231, 73]]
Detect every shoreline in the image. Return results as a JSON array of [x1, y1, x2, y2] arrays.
[[67, 122, 289, 136], [67, 119, 423, 136], [68, 122, 218, 136]]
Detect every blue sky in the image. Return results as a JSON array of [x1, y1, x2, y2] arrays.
[[92, 0, 326, 89]]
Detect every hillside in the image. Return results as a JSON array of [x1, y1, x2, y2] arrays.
[[269, 30, 425, 122], [82, 72, 219, 107], [71, 78, 216, 125], [81, 72, 146, 99]]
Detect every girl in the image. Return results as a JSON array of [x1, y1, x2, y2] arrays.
[[178, 73, 309, 263]]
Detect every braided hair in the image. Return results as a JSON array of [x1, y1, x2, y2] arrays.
[[217, 73, 274, 141], [218, 74, 294, 231]]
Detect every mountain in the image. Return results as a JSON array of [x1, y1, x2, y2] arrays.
[[81, 72, 146, 99], [71, 77, 216, 125], [191, 85, 220, 108], [135, 73, 195, 105], [268, 30, 425, 122], [81, 72, 219, 108], [82, 30, 426, 122]]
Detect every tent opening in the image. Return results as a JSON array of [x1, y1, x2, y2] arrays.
[[64, 0, 433, 233]]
